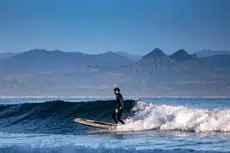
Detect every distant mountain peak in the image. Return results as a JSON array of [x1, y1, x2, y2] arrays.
[[27, 49, 48, 53], [102, 51, 118, 55], [176, 49, 188, 54], [137, 48, 175, 66], [99, 51, 126, 59], [170, 49, 192, 61], [143, 48, 165, 59]]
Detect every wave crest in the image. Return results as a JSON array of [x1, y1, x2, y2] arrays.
[[117, 101, 230, 133]]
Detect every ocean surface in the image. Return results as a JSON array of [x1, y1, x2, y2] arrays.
[[0, 98, 230, 153]]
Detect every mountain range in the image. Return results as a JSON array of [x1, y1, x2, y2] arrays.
[[0, 49, 132, 74], [0, 48, 230, 97], [0, 52, 16, 59]]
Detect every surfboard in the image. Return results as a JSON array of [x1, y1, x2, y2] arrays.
[[74, 118, 117, 130]]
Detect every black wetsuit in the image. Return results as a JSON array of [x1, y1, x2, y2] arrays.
[[112, 93, 125, 124]]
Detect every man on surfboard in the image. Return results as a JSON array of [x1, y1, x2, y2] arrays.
[[112, 87, 125, 124]]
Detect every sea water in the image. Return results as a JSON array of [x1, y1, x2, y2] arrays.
[[0, 98, 229, 153]]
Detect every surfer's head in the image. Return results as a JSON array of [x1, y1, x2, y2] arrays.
[[114, 87, 120, 94]]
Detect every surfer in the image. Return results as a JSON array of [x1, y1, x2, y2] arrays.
[[112, 87, 125, 124]]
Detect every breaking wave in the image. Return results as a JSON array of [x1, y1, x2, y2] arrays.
[[117, 101, 230, 133]]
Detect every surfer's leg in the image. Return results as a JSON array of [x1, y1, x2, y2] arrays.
[[117, 109, 125, 125], [112, 111, 118, 124]]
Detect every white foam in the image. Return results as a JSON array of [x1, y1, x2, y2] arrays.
[[116, 101, 230, 133]]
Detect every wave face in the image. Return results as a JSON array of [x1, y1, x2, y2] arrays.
[[0, 100, 135, 134], [118, 101, 230, 133]]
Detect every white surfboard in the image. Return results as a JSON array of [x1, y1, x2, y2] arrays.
[[74, 118, 117, 130]]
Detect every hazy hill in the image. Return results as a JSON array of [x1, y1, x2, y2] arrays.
[[128, 48, 213, 82], [170, 49, 210, 75], [127, 48, 179, 81], [116, 52, 142, 60], [0, 52, 16, 59], [199, 55, 230, 68], [0, 49, 133, 74], [195, 49, 230, 57], [170, 49, 194, 61]]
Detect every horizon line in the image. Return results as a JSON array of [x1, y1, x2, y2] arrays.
[[1, 48, 230, 55]]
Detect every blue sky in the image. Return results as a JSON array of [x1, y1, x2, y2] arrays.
[[0, 0, 229, 54]]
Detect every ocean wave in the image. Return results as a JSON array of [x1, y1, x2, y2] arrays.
[[1, 99, 230, 134], [0, 145, 227, 153], [0, 100, 135, 134], [117, 101, 230, 133]]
